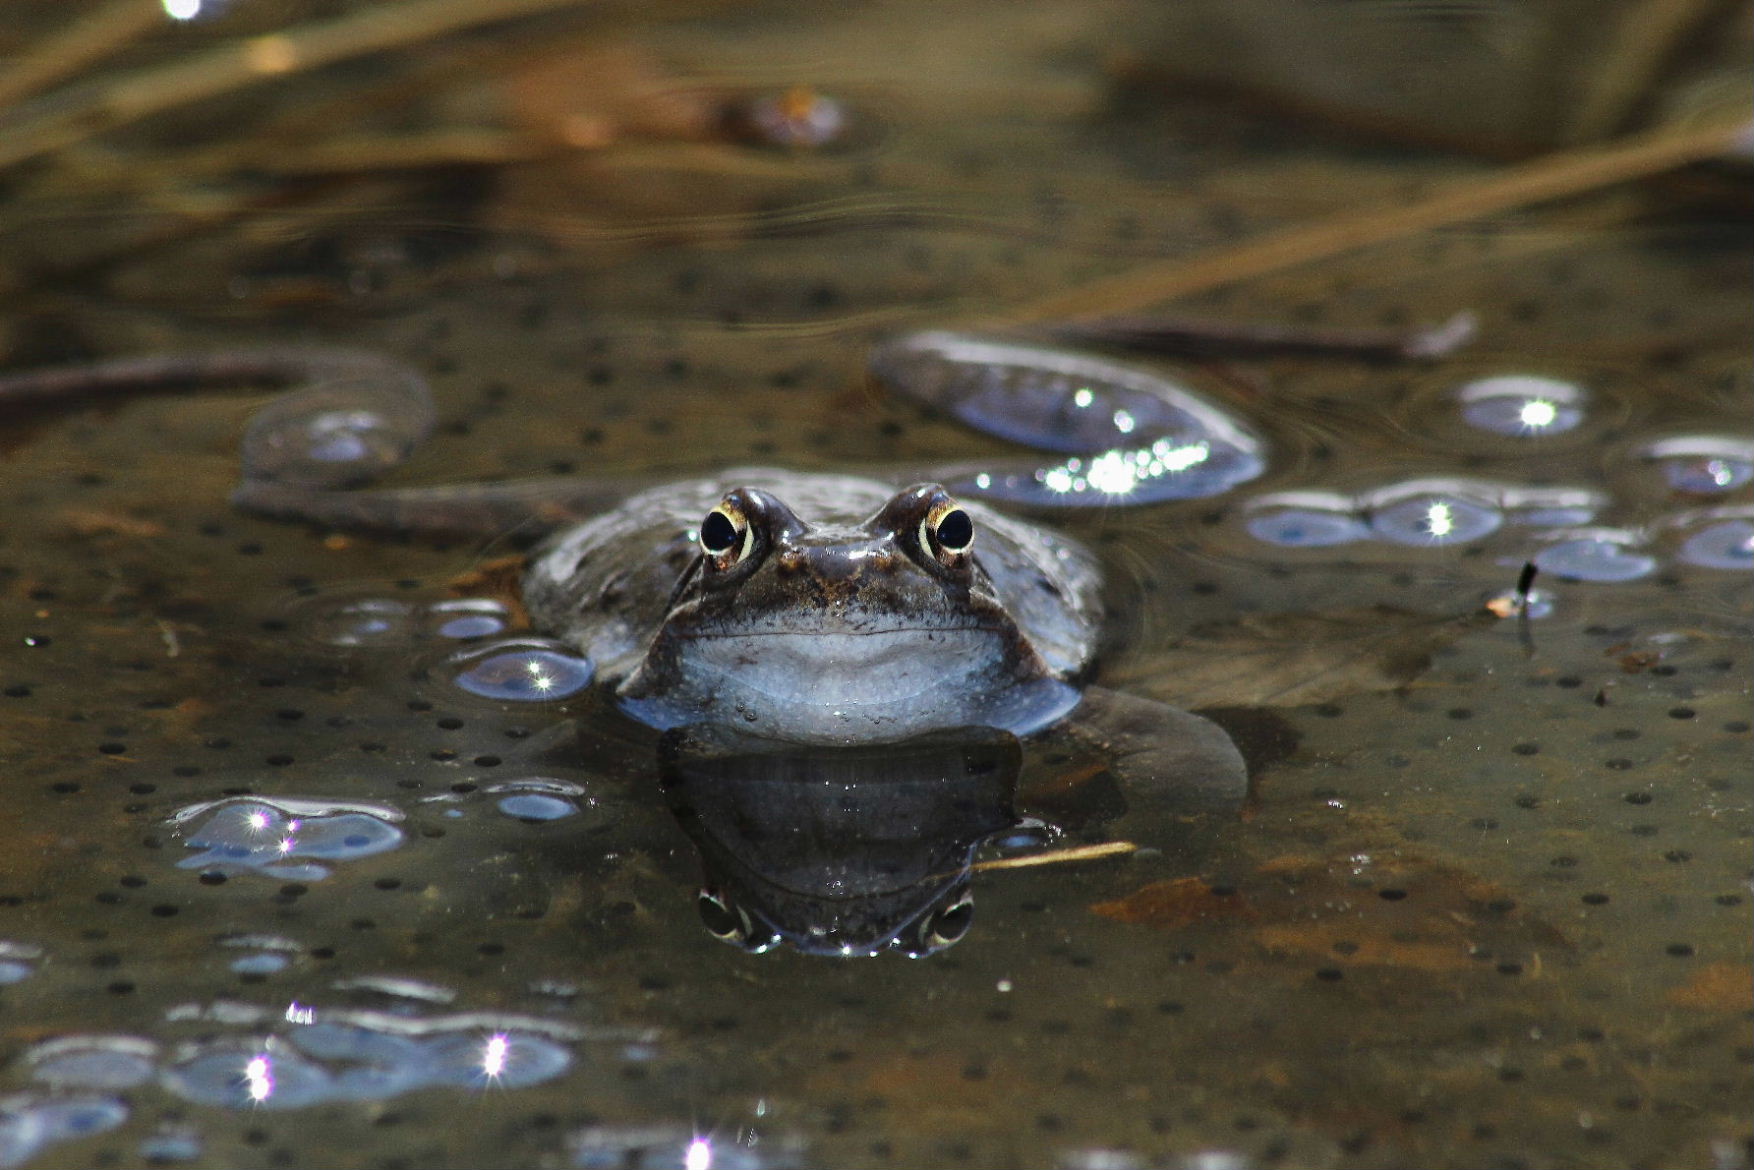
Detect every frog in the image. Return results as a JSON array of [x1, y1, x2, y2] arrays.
[[0, 329, 1276, 748]]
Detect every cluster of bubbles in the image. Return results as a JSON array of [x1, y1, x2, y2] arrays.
[[162, 1018, 573, 1109], [1245, 478, 1602, 548], [171, 797, 404, 882], [21, 1005, 583, 1117], [1242, 367, 1751, 583]]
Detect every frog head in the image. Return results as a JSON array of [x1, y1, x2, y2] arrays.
[[618, 483, 1080, 745]]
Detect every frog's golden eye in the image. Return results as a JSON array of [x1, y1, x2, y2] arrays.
[[919, 500, 974, 565], [698, 503, 754, 569]]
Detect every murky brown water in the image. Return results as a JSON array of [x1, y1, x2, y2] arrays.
[[0, 3, 1749, 1168]]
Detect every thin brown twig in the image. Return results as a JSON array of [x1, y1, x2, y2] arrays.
[[998, 113, 1750, 324], [0, 0, 600, 172]]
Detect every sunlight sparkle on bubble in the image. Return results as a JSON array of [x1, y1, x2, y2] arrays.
[[482, 1034, 510, 1080], [244, 1055, 273, 1103], [1518, 399, 1559, 430]]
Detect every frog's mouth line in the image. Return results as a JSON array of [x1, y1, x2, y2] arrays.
[[669, 622, 1009, 639]]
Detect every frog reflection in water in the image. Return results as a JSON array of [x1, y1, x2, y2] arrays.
[[0, 330, 1288, 746]]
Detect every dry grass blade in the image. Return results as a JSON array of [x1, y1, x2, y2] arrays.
[[1000, 114, 1751, 323], [0, 0, 162, 112], [0, 0, 599, 172], [971, 841, 1138, 873]]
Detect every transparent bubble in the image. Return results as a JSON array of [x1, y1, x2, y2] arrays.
[[1363, 483, 1502, 545], [137, 1127, 203, 1163], [1500, 486, 1606, 529], [1643, 437, 1754, 495], [1455, 375, 1587, 436], [240, 360, 433, 490], [26, 1036, 158, 1090], [305, 598, 415, 648], [450, 641, 595, 702], [229, 952, 291, 975], [0, 1095, 128, 1167], [423, 1032, 573, 1089], [1676, 518, 1754, 570], [429, 600, 510, 640], [163, 1045, 333, 1110], [496, 794, 578, 821], [874, 332, 1266, 507], [172, 797, 405, 881], [1242, 493, 1367, 547], [300, 595, 510, 648], [1534, 531, 1657, 582], [162, 0, 233, 24], [0, 941, 40, 985], [570, 1127, 787, 1170]]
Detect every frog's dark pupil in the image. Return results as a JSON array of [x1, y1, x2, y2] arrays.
[[697, 890, 742, 938], [700, 510, 739, 555], [935, 508, 973, 551]]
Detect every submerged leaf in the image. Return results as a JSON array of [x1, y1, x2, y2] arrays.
[[1107, 605, 1495, 710]]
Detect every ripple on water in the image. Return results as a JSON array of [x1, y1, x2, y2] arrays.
[[171, 797, 405, 881], [1455, 374, 1588, 436], [162, 1009, 578, 1110], [447, 640, 595, 702], [1642, 436, 1754, 495], [0, 1094, 128, 1168]]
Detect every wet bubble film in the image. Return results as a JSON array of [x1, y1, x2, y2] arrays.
[[0, 3, 1748, 1168]]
